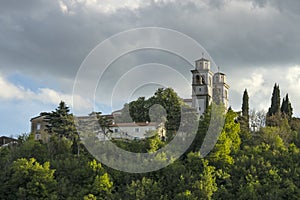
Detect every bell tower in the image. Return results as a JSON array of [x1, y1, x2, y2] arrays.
[[191, 57, 213, 115], [213, 72, 230, 109]]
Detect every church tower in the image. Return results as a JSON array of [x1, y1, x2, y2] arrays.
[[213, 72, 229, 109], [191, 57, 213, 115]]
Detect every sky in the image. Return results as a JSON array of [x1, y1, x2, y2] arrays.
[[1, 0, 300, 137]]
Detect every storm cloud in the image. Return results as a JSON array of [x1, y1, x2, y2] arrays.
[[0, 0, 300, 135]]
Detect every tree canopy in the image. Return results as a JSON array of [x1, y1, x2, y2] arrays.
[[0, 86, 299, 199], [43, 101, 77, 139]]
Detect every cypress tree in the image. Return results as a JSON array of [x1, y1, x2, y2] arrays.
[[241, 89, 249, 132], [242, 89, 249, 118], [281, 94, 293, 121], [281, 96, 287, 113], [268, 84, 281, 116]]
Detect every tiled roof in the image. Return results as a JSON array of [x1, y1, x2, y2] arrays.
[[110, 122, 158, 127]]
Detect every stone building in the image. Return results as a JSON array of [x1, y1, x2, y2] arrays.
[[0, 136, 17, 147], [30, 114, 49, 142], [191, 57, 229, 115], [109, 122, 166, 141]]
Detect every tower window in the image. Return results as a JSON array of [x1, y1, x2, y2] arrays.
[[37, 123, 41, 130], [199, 88, 201, 92], [201, 75, 206, 84], [195, 75, 200, 84]]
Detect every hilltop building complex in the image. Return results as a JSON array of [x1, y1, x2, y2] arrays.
[[30, 56, 228, 141]]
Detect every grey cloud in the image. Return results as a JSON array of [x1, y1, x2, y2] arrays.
[[1, 1, 299, 67], [250, 0, 300, 15], [0, 0, 299, 96]]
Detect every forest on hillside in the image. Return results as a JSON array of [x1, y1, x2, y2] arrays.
[[0, 85, 299, 200]]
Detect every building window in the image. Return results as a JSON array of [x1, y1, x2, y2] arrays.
[[135, 128, 140, 132], [37, 123, 41, 130], [201, 75, 206, 84], [35, 134, 40, 140], [195, 75, 200, 84], [114, 128, 118, 133], [199, 107, 201, 111], [199, 88, 201, 92]]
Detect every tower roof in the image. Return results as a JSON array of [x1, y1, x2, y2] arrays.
[[214, 72, 226, 76], [195, 58, 210, 62]]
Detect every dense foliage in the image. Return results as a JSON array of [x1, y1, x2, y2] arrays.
[[117, 88, 182, 140], [1, 86, 299, 199]]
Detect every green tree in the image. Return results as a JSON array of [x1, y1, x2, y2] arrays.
[[241, 89, 249, 130], [209, 109, 241, 168], [2, 158, 57, 199], [125, 177, 162, 200], [267, 84, 281, 126], [51, 156, 110, 199], [94, 112, 113, 139], [187, 105, 212, 153], [129, 97, 150, 122], [175, 190, 196, 200], [149, 88, 183, 132], [44, 101, 77, 139], [268, 84, 281, 116], [12, 134, 48, 163], [281, 94, 293, 121], [47, 134, 72, 158], [126, 88, 183, 141], [84, 194, 97, 200], [92, 173, 113, 199], [242, 89, 249, 117], [239, 89, 251, 145], [192, 160, 217, 200]]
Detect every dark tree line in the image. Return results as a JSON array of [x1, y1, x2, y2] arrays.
[[266, 84, 293, 126]]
